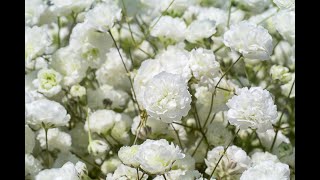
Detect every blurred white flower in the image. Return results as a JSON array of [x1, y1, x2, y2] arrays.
[[186, 19, 216, 43], [240, 160, 290, 180], [84, 1, 122, 32], [223, 21, 273, 60], [37, 128, 72, 152]]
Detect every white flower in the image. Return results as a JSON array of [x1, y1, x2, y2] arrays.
[[250, 152, 280, 166], [88, 140, 110, 156], [84, 1, 122, 32], [51, 0, 94, 15], [69, 22, 112, 69], [205, 145, 251, 179], [26, 98, 70, 127], [273, 0, 295, 10], [270, 65, 292, 83], [134, 59, 163, 106], [25, 154, 43, 177], [70, 85, 86, 97], [106, 164, 148, 180], [37, 128, 72, 152], [25, 0, 47, 26], [84, 110, 118, 135], [95, 48, 132, 90], [118, 145, 140, 167], [150, 16, 186, 42], [51, 46, 88, 86], [236, 0, 270, 13], [25, 125, 35, 154], [257, 129, 290, 151], [110, 113, 132, 145], [206, 122, 232, 146], [186, 19, 216, 43], [156, 45, 191, 82], [197, 7, 227, 28], [143, 72, 192, 123], [32, 68, 62, 97], [240, 160, 290, 180], [226, 87, 278, 132], [25, 26, 51, 62], [35, 161, 83, 180], [273, 10, 295, 44], [223, 21, 273, 60], [99, 84, 129, 109], [189, 48, 220, 86], [134, 139, 185, 174]]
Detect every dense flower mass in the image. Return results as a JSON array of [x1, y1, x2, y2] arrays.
[[25, 0, 295, 179], [226, 87, 278, 132]]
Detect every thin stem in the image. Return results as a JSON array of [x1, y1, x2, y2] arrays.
[[162, 174, 167, 180], [209, 129, 240, 179], [172, 121, 195, 129], [57, 16, 61, 48], [133, 120, 142, 145], [44, 127, 50, 167], [204, 55, 243, 131], [108, 30, 142, 112], [171, 123, 183, 149], [191, 135, 205, 157], [136, 167, 140, 180], [270, 79, 295, 151], [120, 0, 137, 45]]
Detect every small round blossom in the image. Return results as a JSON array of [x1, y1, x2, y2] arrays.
[[51, 46, 88, 86], [25, 125, 35, 154], [186, 19, 216, 43], [25, 26, 51, 62], [223, 21, 273, 60], [84, 1, 122, 32], [273, 10, 295, 44], [156, 45, 192, 82], [95, 48, 132, 90], [37, 128, 72, 152], [205, 145, 251, 179], [273, 0, 295, 10], [35, 161, 84, 180], [189, 48, 220, 86], [150, 16, 187, 42], [88, 140, 110, 156], [26, 98, 70, 127], [25, 154, 43, 177], [84, 110, 118, 135], [99, 84, 129, 109], [25, 0, 47, 26], [70, 85, 86, 97], [226, 87, 278, 133], [142, 72, 192, 123], [33, 68, 62, 97], [134, 139, 185, 174], [270, 65, 292, 83], [240, 160, 290, 180], [118, 145, 140, 167], [134, 59, 164, 106]]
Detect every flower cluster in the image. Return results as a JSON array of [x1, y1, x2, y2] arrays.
[[25, 0, 295, 179]]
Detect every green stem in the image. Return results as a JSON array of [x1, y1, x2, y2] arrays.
[[57, 17, 61, 48], [227, 0, 233, 28], [171, 123, 183, 149], [270, 79, 295, 151], [208, 129, 240, 179]]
